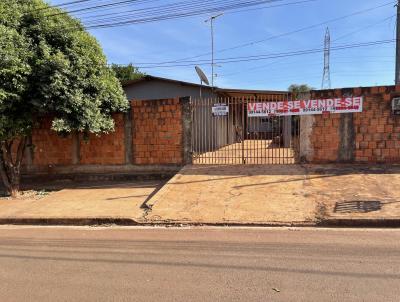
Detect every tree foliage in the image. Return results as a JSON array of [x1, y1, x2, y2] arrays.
[[0, 0, 128, 196], [111, 63, 144, 83], [288, 84, 313, 99]]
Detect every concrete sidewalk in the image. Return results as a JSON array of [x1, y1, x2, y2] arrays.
[[0, 180, 164, 225], [0, 165, 399, 226], [144, 164, 400, 226], [144, 165, 316, 225]]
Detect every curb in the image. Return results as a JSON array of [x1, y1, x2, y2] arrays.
[[1, 218, 400, 228], [0, 218, 140, 226], [318, 218, 400, 228], [0, 218, 316, 227]]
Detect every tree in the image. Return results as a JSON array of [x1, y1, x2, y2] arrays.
[[111, 63, 144, 82], [288, 84, 313, 99], [0, 0, 128, 197]]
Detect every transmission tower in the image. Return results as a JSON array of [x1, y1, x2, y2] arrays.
[[321, 27, 331, 89]]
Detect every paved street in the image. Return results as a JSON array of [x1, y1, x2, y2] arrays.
[[0, 226, 399, 302]]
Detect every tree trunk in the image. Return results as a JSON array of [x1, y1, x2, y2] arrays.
[[0, 137, 27, 198]]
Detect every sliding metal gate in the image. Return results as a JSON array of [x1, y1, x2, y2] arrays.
[[191, 96, 300, 164]]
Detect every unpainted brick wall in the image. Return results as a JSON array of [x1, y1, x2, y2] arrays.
[[31, 117, 73, 166], [79, 113, 125, 165], [132, 98, 183, 165], [308, 86, 400, 163], [24, 98, 184, 169], [310, 113, 341, 162]]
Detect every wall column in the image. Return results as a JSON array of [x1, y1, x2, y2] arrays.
[[180, 96, 193, 165], [283, 116, 292, 148], [124, 104, 134, 165], [299, 115, 315, 162], [71, 132, 80, 164], [338, 113, 355, 162]]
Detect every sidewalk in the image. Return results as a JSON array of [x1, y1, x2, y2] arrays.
[[305, 165, 400, 226], [0, 180, 164, 225], [0, 165, 399, 227], [144, 165, 316, 225], [144, 164, 400, 226]]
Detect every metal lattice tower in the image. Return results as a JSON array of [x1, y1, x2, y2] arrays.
[[321, 27, 331, 89]]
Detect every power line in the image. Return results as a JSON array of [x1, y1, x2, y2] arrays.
[[82, 0, 290, 29], [46, 0, 282, 18], [129, 39, 395, 68], [81, 0, 255, 24], [124, 0, 395, 66], [45, 0, 145, 16], [79, 0, 312, 21], [30, 0, 98, 12]]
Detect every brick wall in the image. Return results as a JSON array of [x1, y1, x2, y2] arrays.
[[310, 113, 341, 162], [132, 98, 183, 165], [31, 118, 73, 166], [307, 85, 400, 163], [22, 98, 186, 173], [79, 113, 125, 165]]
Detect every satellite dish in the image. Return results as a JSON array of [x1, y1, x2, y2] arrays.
[[195, 66, 210, 86]]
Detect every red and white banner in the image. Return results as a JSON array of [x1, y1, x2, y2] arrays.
[[247, 96, 363, 117]]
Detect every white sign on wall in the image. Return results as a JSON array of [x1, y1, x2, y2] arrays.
[[212, 104, 229, 116], [247, 97, 363, 117]]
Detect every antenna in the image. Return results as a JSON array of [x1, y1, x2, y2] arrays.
[[322, 27, 331, 89], [205, 13, 223, 89], [195, 66, 210, 85], [195, 66, 210, 99]]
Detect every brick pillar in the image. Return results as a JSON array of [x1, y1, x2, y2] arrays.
[[283, 116, 292, 148], [124, 106, 133, 165], [299, 115, 315, 162], [72, 132, 80, 164], [25, 135, 34, 171], [180, 96, 192, 165], [338, 113, 355, 162]]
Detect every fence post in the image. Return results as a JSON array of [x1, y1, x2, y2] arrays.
[[71, 131, 80, 165], [241, 98, 245, 164], [124, 103, 134, 165], [180, 96, 193, 165]]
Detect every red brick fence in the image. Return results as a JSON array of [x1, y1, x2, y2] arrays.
[[19, 85, 400, 177], [23, 97, 191, 175], [301, 85, 400, 163]]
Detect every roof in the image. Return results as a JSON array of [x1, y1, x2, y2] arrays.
[[216, 88, 288, 97], [122, 75, 288, 96], [121, 75, 209, 89]]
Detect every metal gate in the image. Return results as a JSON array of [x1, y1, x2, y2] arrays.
[[191, 96, 300, 164]]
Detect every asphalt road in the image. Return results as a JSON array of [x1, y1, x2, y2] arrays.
[[0, 227, 399, 302]]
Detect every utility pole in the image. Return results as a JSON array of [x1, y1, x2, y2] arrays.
[[205, 13, 223, 89], [321, 27, 331, 89], [395, 0, 400, 84]]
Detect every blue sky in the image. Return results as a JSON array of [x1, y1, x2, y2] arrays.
[[50, 0, 397, 90]]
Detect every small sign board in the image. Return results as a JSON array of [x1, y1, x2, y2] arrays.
[[392, 97, 400, 115], [212, 104, 229, 116]]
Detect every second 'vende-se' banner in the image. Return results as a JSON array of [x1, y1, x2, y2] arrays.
[[247, 96, 363, 117]]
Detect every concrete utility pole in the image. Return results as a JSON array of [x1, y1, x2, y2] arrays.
[[395, 0, 400, 84], [205, 13, 223, 89]]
